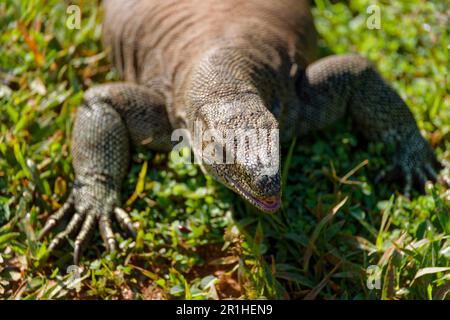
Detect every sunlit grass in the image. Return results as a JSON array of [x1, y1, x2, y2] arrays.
[[0, 0, 448, 299]]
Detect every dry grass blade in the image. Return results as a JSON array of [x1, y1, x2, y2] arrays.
[[413, 267, 450, 281], [340, 159, 369, 184]]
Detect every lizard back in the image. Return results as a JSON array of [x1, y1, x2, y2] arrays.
[[102, 0, 318, 126]]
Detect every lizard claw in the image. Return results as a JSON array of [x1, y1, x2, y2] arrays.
[[39, 183, 137, 265], [400, 161, 444, 198], [74, 213, 96, 265], [403, 170, 413, 199], [38, 192, 75, 241], [114, 207, 137, 238], [47, 211, 85, 253], [391, 139, 447, 197], [99, 214, 117, 253]]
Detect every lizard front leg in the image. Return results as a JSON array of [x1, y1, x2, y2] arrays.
[[294, 54, 448, 196], [38, 83, 172, 264]]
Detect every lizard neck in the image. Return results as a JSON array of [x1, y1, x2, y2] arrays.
[[183, 44, 301, 142], [184, 44, 287, 118]]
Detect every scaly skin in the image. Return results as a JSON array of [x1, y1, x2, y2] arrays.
[[39, 0, 448, 264]]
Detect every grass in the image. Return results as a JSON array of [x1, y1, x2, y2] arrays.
[[0, 0, 449, 300]]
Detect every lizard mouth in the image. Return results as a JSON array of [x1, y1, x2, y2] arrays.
[[224, 176, 281, 213]]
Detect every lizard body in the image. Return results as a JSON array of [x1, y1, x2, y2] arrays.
[[39, 0, 445, 264]]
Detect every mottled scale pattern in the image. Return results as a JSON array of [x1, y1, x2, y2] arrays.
[[38, 0, 446, 264]]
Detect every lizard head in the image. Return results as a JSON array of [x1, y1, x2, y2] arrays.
[[185, 94, 282, 213], [183, 46, 283, 212]]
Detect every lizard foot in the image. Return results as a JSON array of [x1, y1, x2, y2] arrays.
[[38, 183, 136, 265], [376, 139, 449, 198]]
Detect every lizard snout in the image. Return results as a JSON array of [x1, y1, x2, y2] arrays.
[[254, 173, 281, 198]]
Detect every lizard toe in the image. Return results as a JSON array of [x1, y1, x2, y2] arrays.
[[38, 192, 75, 241], [412, 167, 429, 193], [114, 207, 137, 238], [47, 210, 84, 254], [73, 213, 96, 265], [99, 214, 117, 252], [423, 163, 439, 183], [403, 169, 413, 199]]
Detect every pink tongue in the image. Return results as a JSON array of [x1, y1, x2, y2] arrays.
[[260, 197, 280, 208]]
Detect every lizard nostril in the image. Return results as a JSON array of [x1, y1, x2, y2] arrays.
[[256, 173, 281, 197]]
